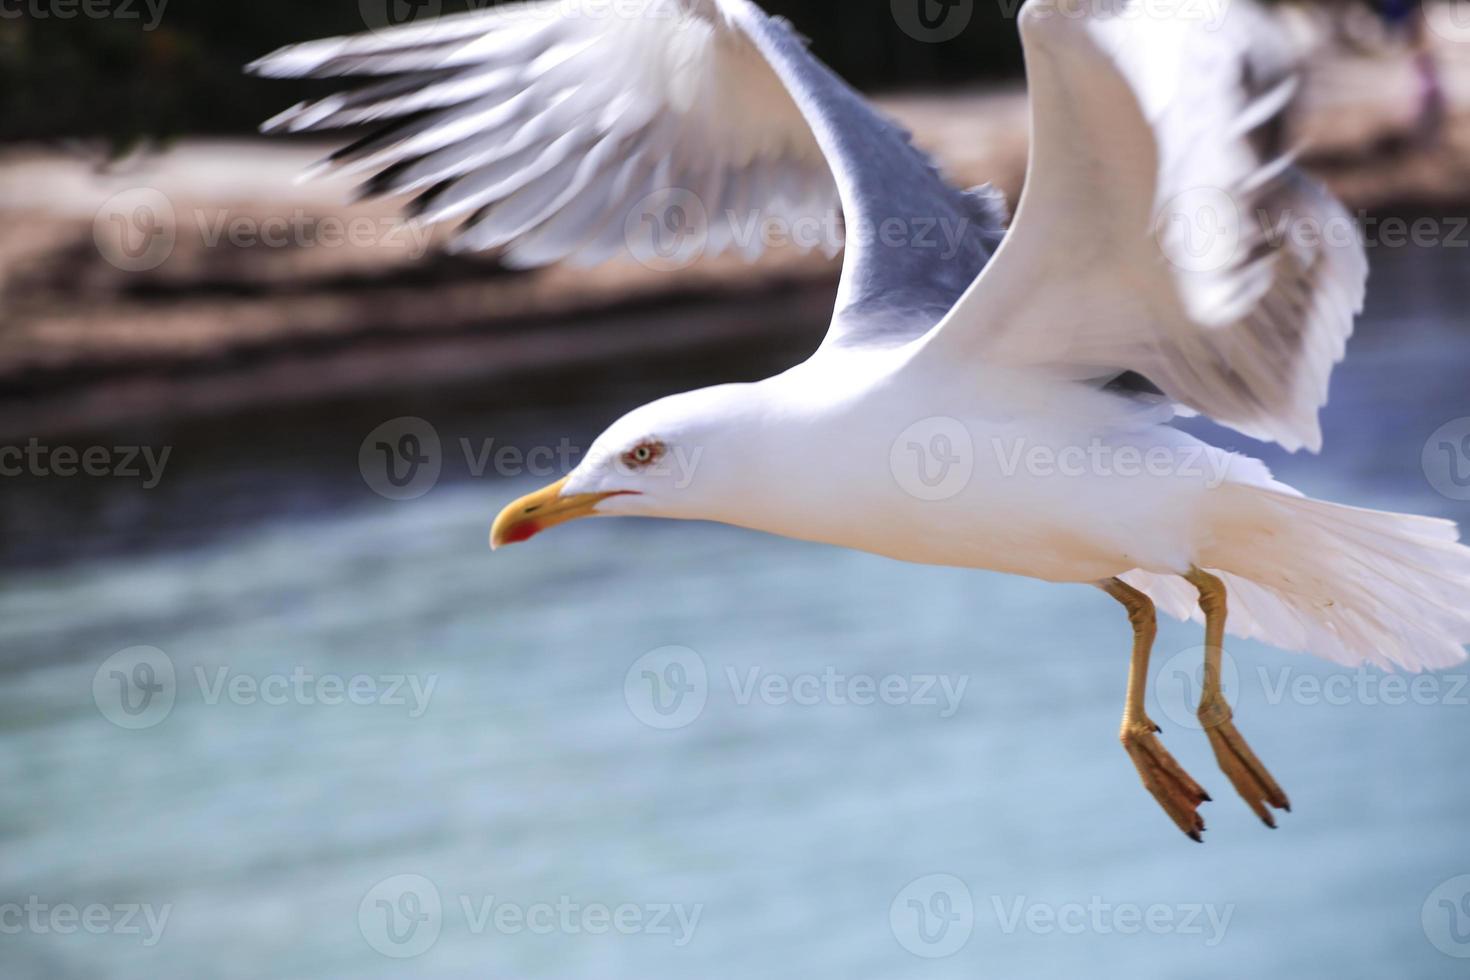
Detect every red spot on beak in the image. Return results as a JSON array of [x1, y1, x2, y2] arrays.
[[503, 521, 541, 544]]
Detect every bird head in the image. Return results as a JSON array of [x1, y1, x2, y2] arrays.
[[490, 384, 753, 549]]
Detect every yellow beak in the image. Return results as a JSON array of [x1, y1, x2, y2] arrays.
[[490, 477, 631, 549]]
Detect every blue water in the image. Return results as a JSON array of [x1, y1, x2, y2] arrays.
[[2, 245, 1470, 978]]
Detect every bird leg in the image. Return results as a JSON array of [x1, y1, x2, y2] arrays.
[[1185, 568, 1292, 828], [1101, 578, 1210, 841]]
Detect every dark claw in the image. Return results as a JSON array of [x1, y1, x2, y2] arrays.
[[1200, 791, 1213, 803], [1188, 830, 1204, 843]]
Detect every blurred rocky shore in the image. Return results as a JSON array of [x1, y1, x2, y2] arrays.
[[3, 23, 1469, 440]]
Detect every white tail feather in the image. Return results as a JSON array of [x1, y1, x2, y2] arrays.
[[1124, 485, 1470, 671]]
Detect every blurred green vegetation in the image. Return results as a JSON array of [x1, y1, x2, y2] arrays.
[[0, 0, 1024, 145]]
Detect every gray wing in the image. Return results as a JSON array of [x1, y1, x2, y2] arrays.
[[247, 0, 1005, 348]]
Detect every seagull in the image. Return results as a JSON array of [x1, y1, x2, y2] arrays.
[[252, 0, 1470, 840]]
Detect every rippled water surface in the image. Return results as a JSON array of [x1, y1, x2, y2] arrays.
[[3, 247, 1470, 978]]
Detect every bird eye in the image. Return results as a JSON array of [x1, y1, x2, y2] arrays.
[[622, 440, 664, 469]]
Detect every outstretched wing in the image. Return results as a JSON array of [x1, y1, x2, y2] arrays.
[[248, 0, 1004, 347], [917, 0, 1366, 451]]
